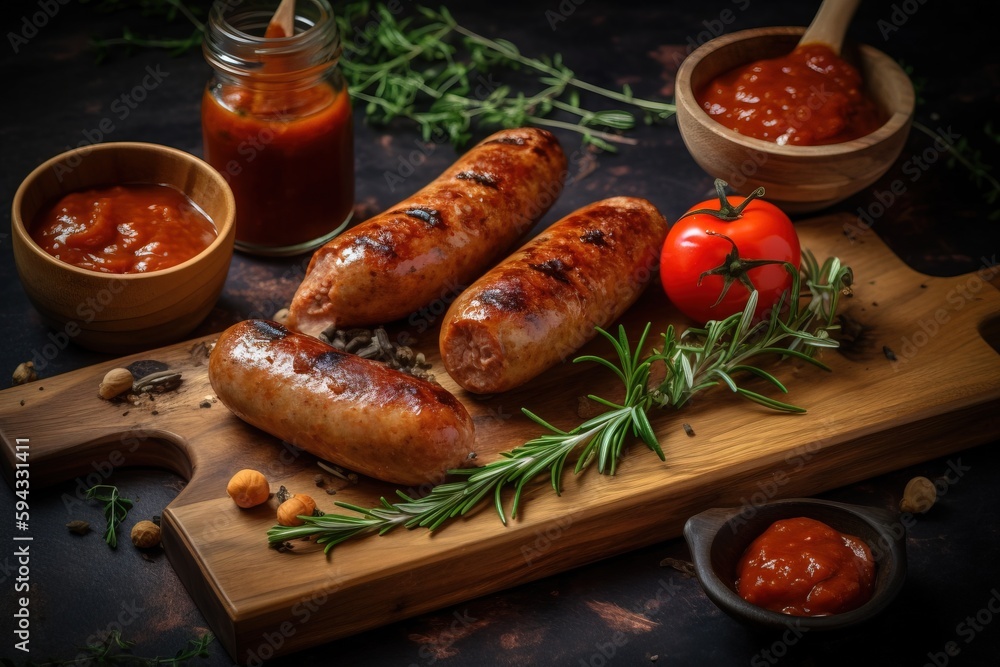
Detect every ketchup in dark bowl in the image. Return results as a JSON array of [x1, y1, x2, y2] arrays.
[[735, 516, 876, 616]]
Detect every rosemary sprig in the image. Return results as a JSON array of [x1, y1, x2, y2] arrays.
[[268, 251, 853, 554], [85, 484, 135, 549]]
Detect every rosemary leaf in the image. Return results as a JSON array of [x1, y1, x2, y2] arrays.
[[85, 484, 134, 549]]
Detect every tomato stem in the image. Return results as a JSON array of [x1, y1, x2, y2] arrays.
[[681, 178, 766, 222], [698, 231, 787, 307]]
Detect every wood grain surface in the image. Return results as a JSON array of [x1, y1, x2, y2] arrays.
[[2, 213, 999, 663]]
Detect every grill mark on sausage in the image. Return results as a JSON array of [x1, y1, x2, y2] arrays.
[[355, 230, 396, 256], [580, 229, 608, 246], [401, 207, 442, 227], [478, 285, 526, 311], [529, 258, 572, 283], [434, 390, 463, 410], [312, 350, 347, 373], [252, 319, 289, 341], [455, 171, 498, 188], [485, 136, 525, 145]]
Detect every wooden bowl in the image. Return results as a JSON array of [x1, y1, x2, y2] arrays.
[[675, 27, 915, 214], [684, 498, 907, 631], [12, 142, 236, 354]]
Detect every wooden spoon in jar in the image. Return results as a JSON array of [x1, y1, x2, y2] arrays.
[[265, 0, 295, 38], [797, 0, 861, 55]]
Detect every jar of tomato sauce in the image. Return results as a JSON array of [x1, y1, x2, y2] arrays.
[[202, 0, 354, 256]]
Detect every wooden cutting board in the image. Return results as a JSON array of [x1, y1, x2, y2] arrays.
[[3, 213, 999, 663]]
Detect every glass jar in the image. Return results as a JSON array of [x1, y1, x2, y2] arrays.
[[201, 0, 354, 256]]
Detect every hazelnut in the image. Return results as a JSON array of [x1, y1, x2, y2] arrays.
[[12, 361, 37, 386], [276, 494, 317, 526], [130, 520, 161, 549], [900, 476, 937, 514], [227, 469, 270, 508], [99, 368, 134, 400], [66, 520, 91, 535]]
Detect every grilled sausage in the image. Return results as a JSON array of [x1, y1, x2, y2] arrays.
[[209, 319, 476, 486], [286, 127, 567, 337], [439, 197, 668, 394]]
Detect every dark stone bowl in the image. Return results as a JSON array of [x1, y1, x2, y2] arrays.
[[683, 498, 907, 631]]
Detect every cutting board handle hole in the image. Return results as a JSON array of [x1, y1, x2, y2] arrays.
[[979, 315, 1000, 356], [48, 431, 194, 493]]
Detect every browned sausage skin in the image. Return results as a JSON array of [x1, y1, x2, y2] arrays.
[[286, 127, 567, 337], [439, 197, 668, 394], [209, 319, 476, 487]]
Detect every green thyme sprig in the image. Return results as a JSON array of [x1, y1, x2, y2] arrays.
[[8, 629, 215, 667], [85, 484, 134, 549], [267, 250, 853, 555], [337, 3, 675, 150], [83, 0, 675, 151], [912, 120, 1000, 216], [82, 0, 207, 60]]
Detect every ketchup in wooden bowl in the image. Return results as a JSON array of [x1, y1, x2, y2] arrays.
[[696, 43, 886, 146], [31, 183, 218, 274]]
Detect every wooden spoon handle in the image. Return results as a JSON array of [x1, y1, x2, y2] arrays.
[[798, 0, 861, 54], [265, 0, 295, 38]]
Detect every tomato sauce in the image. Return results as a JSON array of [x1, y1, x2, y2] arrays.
[[696, 44, 885, 146], [31, 184, 217, 274], [736, 516, 876, 616], [201, 80, 354, 252]]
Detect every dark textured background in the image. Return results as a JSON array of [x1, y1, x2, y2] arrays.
[[2, 0, 999, 665]]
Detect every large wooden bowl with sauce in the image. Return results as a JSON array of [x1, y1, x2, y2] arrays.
[[675, 27, 915, 214], [11, 142, 236, 354]]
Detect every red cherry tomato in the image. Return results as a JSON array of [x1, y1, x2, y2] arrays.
[[660, 180, 801, 325]]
